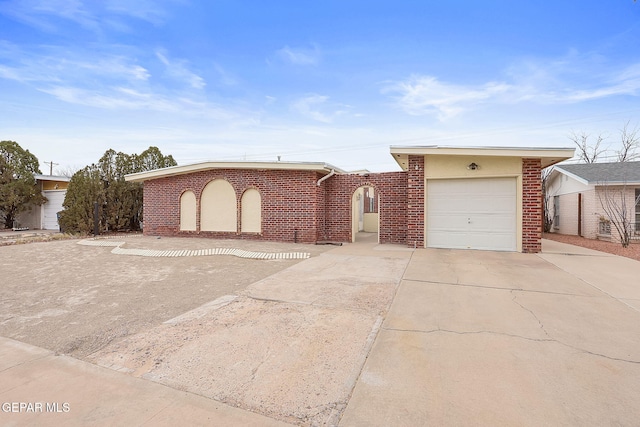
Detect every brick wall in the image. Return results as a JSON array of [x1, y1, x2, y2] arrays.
[[407, 155, 425, 247], [324, 172, 407, 244], [143, 169, 325, 243], [142, 168, 408, 245], [522, 158, 542, 253], [142, 158, 545, 252]]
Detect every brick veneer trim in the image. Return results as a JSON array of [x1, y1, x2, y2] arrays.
[[522, 158, 543, 253]]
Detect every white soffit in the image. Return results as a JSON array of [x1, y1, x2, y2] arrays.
[[390, 145, 575, 170], [125, 161, 345, 182]]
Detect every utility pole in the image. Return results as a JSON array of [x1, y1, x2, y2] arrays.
[[43, 161, 59, 175]]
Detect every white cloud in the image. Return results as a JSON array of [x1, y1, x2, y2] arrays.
[[0, 45, 149, 85], [0, 0, 173, 34], [291, 94, 332, 123], [276, 45, 320, 66], [289, 94, 355, 123], [385, 56, 640, 120], [0, 0, 100, 31], [105, 0, 170, 25], [156, 49, 206, 89], [384, 76, 511, 120], [213, 63, 237, 86]]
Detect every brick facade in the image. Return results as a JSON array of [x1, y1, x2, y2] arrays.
[[143, 169, 323, 243], [522, 158, 542, 253], [141, 157, 547, 252], [406, 155, 425, 248], [324, 173, 407, 244], [142, 168, 408, 245]]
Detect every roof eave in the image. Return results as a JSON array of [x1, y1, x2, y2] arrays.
[[552, 166, 590, 186], [124, 161, 345, 183], [389, 145, 576, 170]]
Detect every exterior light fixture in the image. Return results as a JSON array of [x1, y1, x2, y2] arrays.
[[467, 162, 479, 170]]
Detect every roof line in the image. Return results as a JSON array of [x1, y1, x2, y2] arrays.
[[552, 166, 590, 185], [124, 160, 346, 182]]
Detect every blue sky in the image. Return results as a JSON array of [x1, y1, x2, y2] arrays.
[[1, 1, 640, 173]]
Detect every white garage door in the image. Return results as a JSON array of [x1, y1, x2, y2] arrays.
[[43, 190, 66, 230], [427, 178, 517, 251]]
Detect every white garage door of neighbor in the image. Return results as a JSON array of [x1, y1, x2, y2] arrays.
[[43, 190, 66, 230], [427, 178, 517, 251]]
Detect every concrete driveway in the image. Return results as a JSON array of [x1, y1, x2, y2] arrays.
[[341, 239, 640, 426]]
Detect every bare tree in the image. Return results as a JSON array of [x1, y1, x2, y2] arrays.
[[54, 165, 83, 178], [569, 131, 607, 163], [541, 167, 555, 232], [616, 121, 640, 162], [598, 183, 635, 247]]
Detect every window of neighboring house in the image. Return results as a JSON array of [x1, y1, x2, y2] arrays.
[[553, 195, 560, 228], [635, 189, 640, 233]]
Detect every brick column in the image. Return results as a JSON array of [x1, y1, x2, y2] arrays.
[[407, 155, 425, 247], [522, 158, 542, 253]]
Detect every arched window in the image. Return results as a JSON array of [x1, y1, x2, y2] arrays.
[[200, 179, 237, 232], [179, 190, 197, 231], [241, 188, 262, 233]]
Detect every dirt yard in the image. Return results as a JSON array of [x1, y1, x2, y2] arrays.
[[543, 233, 640, 262], [0, 234, 410, 425], [0, 236, 329, 359]]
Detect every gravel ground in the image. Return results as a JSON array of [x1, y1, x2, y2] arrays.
[[0, 234, 405, 426], [543, 233, 640, 262], [0, 236, 329, 358]]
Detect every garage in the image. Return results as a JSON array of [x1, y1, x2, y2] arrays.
[[427, 177, 517, 251], [43, 190, 66, 230]]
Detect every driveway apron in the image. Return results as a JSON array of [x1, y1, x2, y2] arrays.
[[341, 239, 640, 426]]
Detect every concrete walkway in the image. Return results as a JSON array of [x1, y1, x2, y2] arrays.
[[2, 237, 640, 426], [0, 337, 290, 426]]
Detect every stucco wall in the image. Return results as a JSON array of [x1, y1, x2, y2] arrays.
[[424, 155, 522, 179]]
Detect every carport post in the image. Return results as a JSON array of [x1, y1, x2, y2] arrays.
[[93, 201, 99, 237]]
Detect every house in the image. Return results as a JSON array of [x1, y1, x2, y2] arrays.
[[546, 161, 640, 241], [16, 175, 70, 230], [124, 146, 574, 253]]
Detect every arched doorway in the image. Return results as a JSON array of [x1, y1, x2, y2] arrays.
[[351, 185, 379, 243]]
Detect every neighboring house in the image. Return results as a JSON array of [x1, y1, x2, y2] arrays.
[[546, 161, 640, 241], [16, 175, 70, 230], [125, 146, 574, 253]]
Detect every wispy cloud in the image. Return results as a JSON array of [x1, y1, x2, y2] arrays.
[[291, 94, 331, 122], [290, 94, 353, 123], [213, 63, 237, 86], [0, 0, 172, 34], [156, 49, 206, 89], [385, 55, 640, 121], [383, 76, 511, 120], [276, 45, 321, 66], [0, 42, 232, 119], [0, 43, 149, 85], [105, 0, 171, 26]]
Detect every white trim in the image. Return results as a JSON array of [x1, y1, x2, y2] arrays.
[[125, 161, 345, 182], [34, 175, 71, 182], [390, 145, 575, 170], [552, 166, 589, 186]]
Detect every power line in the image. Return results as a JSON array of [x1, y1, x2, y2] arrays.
[[43, 161, 59, 176]]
